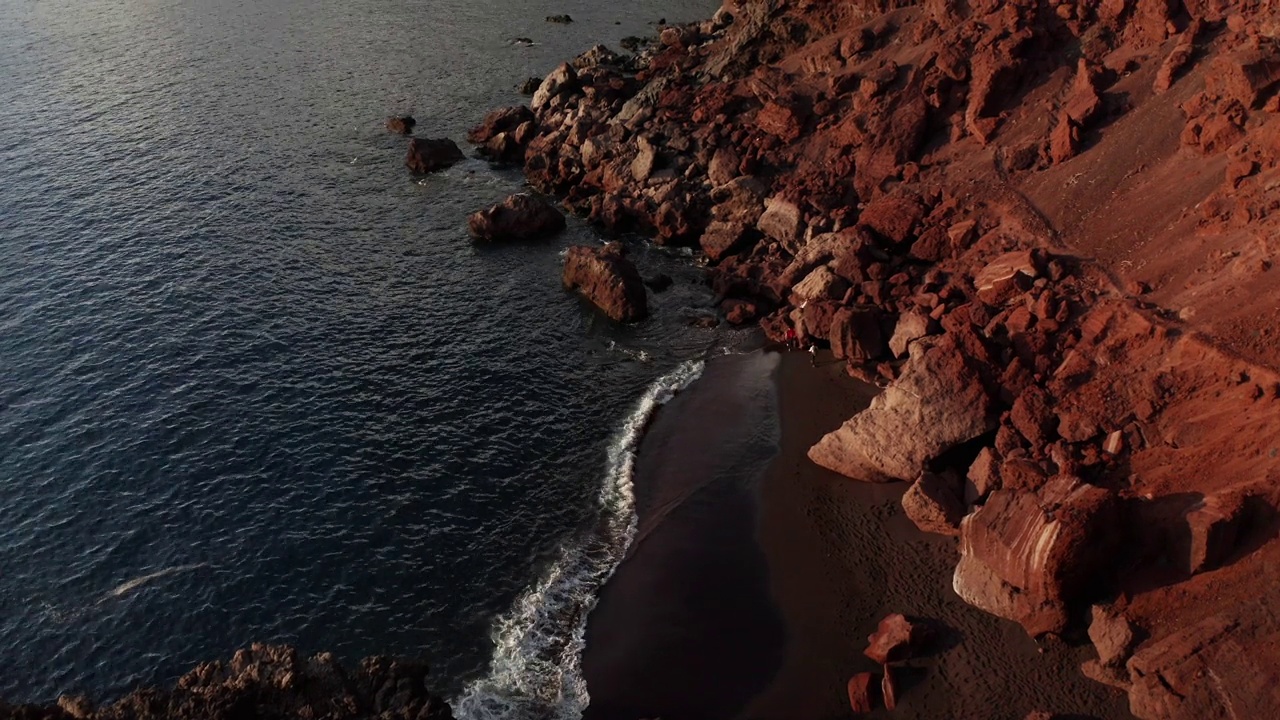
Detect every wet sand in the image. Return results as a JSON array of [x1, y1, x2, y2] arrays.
[[583, 349, 1134, 720]]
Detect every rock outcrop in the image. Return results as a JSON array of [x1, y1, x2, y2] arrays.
[[562, 243, 648, 322], [0, 644, 453, 720], [808, 334, 995, 482], [468, 193, 565, 242]]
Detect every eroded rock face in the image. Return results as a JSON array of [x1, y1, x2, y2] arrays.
[[1126, 614, 1280, 720], [0, 644, 454, 720], [952, 476, 1119, 636], [902, 471, 965, 536], [808, 333, 996, 481], [405, 138, 465, 174], [468, 193, 565, 242], [562, 243, 648, 322]]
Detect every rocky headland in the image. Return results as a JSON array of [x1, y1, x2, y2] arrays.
[[466, 0, 1280, 717]]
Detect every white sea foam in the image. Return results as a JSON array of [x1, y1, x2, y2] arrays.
[[452, 359, 705, 720], [103, 563, 209, 600]]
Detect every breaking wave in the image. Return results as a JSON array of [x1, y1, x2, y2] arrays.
[[452, 359, 705, 720]]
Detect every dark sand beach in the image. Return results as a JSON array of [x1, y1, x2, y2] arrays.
[[584, 349, 1134, 720]]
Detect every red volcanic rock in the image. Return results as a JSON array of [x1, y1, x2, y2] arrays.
[[468, 193, 565, 242], [973, 250, 1040, 306], [791, 266, 849, 304], [847, 672, 876, 714], [467, 106, 534, 144], [902, 470, 965, 536], [828, 306, 886, 362], [386, 115, 416, 134], [405, 137, 465, 174], [757, 97, 808, 142], [1089, 604, 1138, 672], [953, 476, 1119, 636], [1206, 46, 1280, 109], [531, 62, 579, 116], [1125, 614, 1277, 720], [700, 220, 750, 262], [562, 243, 649, 322], [809, 333, 995, 482], [888, 310, 934, 358], [865, 613, 931, 663], [859, 191, 925, 246], [723, 298, 760, 325], [757, 196, 803, 246], [1182, 490, 1250, 575]]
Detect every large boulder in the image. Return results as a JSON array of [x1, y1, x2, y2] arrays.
[[828, 306, 886, 362], [952, 475, 1119, 636], [563, 243, 649, 322], [468, 193, 565, 242], [406, 138, 465, 173], [808, 333, 996, 482]]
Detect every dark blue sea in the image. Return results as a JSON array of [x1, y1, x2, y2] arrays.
[[0, 0, 721, 716]]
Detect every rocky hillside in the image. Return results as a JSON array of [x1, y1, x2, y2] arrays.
[[469, 0, 1280, 717]]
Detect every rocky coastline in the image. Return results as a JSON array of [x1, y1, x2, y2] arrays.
[[464, 0, 1280, 717], [9, 1, 1280, 718]]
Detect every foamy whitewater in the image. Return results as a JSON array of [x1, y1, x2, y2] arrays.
[[453, 360, 706, 720]]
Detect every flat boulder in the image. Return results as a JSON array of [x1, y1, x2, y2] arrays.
[[952, 475, 1119, 636], [563, 243, 648, 322], [808, 333, 996, 482], [700, 220, 750, 262], [468, 193, 565, 242], [406, 137, 465, 174]]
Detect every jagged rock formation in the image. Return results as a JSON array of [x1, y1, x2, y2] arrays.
[[0, 644, 454, 720]]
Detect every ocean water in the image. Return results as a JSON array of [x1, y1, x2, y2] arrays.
[[0, 0, 720, 714]]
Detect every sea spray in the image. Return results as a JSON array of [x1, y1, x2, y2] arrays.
[[452, 359, 705, 720]]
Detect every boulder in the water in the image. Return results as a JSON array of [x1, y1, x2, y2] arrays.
[[405, 138, 464, 174], [385, 115, 416, 135], [468, 193, 565, 242]]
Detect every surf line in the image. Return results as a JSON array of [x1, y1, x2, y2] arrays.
[[101, 563, 210, 601], [452, 359, 705, 720]]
